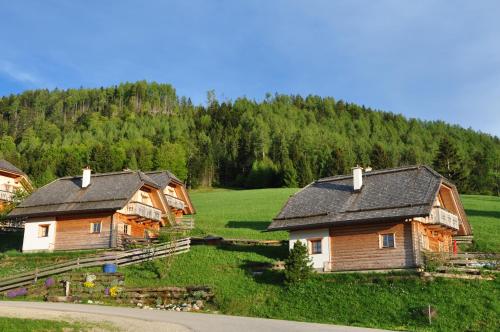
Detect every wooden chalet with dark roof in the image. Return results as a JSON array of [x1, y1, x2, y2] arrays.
[[268, 165, 473, 272], [9, 167, 191, 252]]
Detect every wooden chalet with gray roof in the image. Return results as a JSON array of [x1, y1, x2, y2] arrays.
[[9, 168, 174, 252], [268, 165, 473, 272], [0, 159, 32, 212]]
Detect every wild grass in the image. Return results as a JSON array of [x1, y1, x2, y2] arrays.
[[0, 233, 98, 278], [0, 316, 100, 332], [123, 244, 500, 331]]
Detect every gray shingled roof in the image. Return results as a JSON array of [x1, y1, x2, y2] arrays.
[[0, 159, 26, 176], [268, 165, 448, 231], [9, 170, 160, 218], [145, 170, 183, 188]]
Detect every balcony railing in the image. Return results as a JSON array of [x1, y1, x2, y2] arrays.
[[173, 217, 195, 230], [123, 201, 162, 221], [0, 190, 14, 202], [429, 207, 460, 230], [165, 195, 185, 210]]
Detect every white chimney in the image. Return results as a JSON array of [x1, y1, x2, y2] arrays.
[[352, 166, 363, 191], [82, 167, 91, 188]]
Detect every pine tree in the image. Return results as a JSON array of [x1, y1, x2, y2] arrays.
[[284, 241, 313, 286], [433, 137, 466, 188], [370, 143, 392, 169]]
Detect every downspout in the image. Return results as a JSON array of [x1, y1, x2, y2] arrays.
[[110, 213, 116, 248]]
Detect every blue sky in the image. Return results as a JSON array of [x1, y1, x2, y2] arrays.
[[1, 0, 499, 136]]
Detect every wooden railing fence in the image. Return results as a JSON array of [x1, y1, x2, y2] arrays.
[[0, 238, 190, 293]]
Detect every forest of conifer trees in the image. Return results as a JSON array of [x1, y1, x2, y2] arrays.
[[0, 81, 498, 195]]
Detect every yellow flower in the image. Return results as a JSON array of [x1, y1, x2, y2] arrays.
[[109, 286, 121, 297], [83, 281, 95, 288]]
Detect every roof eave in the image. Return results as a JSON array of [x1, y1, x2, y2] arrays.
[[8, 207, 119, 220], [267, 213, 428, 232]]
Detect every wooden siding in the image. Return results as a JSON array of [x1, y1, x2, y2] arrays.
[[113, 213, 160, 238], [54, 214, 113, 250], [329, 221, 416, 271], [414, 221, 453, 253]]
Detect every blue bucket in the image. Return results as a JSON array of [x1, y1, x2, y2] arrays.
[[103, 263, 117, 273]]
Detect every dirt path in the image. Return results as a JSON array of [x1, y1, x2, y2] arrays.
[[0, 301, 389, 332], [0, 305, 189, 332]]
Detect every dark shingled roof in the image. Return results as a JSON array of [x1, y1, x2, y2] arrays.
[[268, 165, 450, 231], [0, 159, 26, 176], [9, 170, 160, 218], [145, 170, 184, 188]]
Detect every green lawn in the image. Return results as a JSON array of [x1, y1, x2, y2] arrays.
[[461, 195, 500, 252], [189, 188, 297, 240], [0, 316, 98, 332]]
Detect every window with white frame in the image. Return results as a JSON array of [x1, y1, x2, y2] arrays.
[[123, 224, 131, 235], [420, 233, 429, 250], [380, 233, 395, 248], [90, 222, 101, 234], [38, 224, 50, 238], [308, 239, 322, 254]]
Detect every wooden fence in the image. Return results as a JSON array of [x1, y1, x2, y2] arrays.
[[0, 238, 190, 293], [424, 251, 500, 267], [0, 220, 24, 231], [190, 236, 285, 246]]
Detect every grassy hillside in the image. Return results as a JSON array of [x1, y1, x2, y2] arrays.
[[122, 190, 500, 331], [0, 190, 499, 331], [123, 245, 499, 331]]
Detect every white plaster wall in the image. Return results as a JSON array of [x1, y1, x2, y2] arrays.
[[290, 228, 330, 270], [22, 218, 56, 252]]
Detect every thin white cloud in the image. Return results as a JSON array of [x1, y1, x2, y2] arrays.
[[0, 60, 40, 84]]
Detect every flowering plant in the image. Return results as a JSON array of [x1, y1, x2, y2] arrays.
[[83, 281, 95, 288], [45, 277, 55, 288], [85, 274, 97, 283], [6, 288, 28, 298], [109, 286, 121, 297]]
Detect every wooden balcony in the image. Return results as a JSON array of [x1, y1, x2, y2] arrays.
[[123, 201, 162, 221], [165, 194, 185, 210], [429, 207, 460, 230], [0, 190, 14, 202]]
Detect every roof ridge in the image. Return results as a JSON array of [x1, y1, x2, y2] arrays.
[[316, 165, 425, 183], [60, 170, 137, 179]]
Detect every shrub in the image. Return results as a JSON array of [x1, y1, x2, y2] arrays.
[[284, 241, 313, 286]]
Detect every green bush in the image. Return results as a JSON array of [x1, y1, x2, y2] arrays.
[[284, 241, 313, 286]]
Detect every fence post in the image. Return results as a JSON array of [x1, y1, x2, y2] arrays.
[[34, 268, 38, 283], [77, 257, 80, 269]]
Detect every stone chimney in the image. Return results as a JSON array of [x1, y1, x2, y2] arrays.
[[82, 167, 91, 188], [352, 166, 363, 191]]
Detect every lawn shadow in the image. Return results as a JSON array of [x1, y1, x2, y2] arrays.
[[239, 259, 284, 286], [216, 243, 288, 261], [464, 209, 500, 219], [225, 220, 270, 231], [0, 231, 23, 252]]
